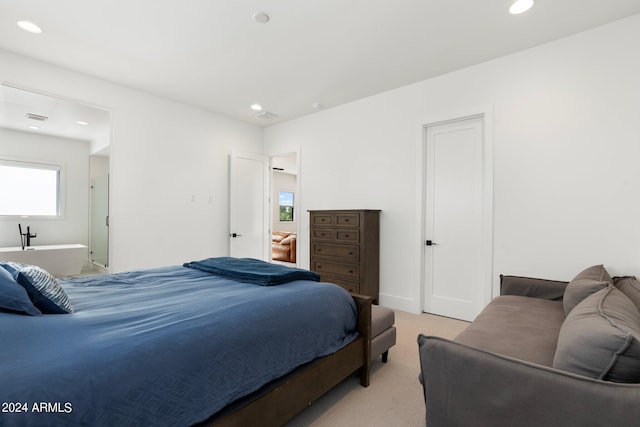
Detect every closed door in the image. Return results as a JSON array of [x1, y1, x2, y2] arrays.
[[229, 151, 269, 260], [423, 116, 490, 321]]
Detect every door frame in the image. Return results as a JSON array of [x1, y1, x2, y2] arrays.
[[415, 106, 495, 314]]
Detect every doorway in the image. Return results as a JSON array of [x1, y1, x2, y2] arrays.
[[0, 84, 112, 274], [270, 152, 299, 266], [421, 114, 493, 321]]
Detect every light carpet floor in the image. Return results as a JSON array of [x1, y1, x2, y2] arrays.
[[285, 310, 469, 427]]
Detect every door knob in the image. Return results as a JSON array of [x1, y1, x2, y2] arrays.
[[426, 240, 437, 246], [231, 233, 243, 238]]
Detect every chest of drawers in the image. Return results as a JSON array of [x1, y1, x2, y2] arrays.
[[309, 209, 380, 303]]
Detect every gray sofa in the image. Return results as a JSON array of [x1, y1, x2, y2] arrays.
[[418, 265, 640, 427]]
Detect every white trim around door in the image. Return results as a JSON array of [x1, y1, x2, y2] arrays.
[[415, 106, 494, 319]]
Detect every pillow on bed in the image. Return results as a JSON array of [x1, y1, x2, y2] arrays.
[[0, 261, 24, 277], [0, 265, 42, 316], [15, 265, 74, 314]]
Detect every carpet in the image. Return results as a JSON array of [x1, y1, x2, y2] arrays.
[[285, 310, 469, 427]]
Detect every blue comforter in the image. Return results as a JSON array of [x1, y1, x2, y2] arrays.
[[0, 265, 358, 426]]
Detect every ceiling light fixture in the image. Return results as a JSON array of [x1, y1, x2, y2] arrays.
[[77, 120, 89, 126], [28, 125, 39, 130], [509, 0, 535, 15], [253, 12, 270, 24], [17, 20, 42, 34], [250, 104, 263, 111]]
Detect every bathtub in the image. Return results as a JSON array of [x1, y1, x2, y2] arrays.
[[0, 244, 88, 277]]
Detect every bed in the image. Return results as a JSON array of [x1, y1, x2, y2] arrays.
[[0, 257, 372, 427]]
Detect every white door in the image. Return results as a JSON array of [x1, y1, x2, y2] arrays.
[[229, 151, 270, 260], [423, 116, 490, 321]]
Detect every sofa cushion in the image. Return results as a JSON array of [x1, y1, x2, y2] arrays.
[[616, 277, 640, 313], [553, 286, 640, 382], [563, 264, 612, 316], [454, 295, 565, 367]]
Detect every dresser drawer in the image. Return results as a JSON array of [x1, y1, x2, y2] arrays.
[[312, 259, 359, 280], [336, 214, 360, 227], [312, 214, 334, 226], [311, 212, 360, 227], [313, 244, 359, 260], [321, 275, 360, 294], [336, 229, 359, 242], [312, 228, 336, 241]]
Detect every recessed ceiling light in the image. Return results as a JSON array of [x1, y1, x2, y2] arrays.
[[509, 0, 535, 14], [253, 12, 270, 24], [28, 125, 39, 130], [17, 20, 42, 34], [77, 120, 89, 126], [251, 104, 263, 111]]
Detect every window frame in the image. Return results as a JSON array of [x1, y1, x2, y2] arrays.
[[0, 157, 65, 219], [278, 190, 295, 222]]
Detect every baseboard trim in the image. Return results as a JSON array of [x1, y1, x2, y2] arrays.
[[378, 293, 420, 314]]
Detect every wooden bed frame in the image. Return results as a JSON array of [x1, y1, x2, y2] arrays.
[[204, 293, 372, 427]]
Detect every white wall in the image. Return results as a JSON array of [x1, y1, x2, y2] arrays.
[[0, 49, 264, 272], [265, 14, 640, 312], [0, 128, 89, 248]]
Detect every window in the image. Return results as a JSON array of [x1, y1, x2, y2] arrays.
[[279, 191, 294, 222], [0, 159, 62, 217]]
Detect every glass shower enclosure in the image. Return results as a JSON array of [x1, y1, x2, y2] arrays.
[[90, 174, 109, 268]]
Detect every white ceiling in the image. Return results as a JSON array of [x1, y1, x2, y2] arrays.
[[1, 0, 639, 128], [0, 84, 110, 142]]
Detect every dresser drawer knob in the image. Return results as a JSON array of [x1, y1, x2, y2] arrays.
[[317, 248, 322, 251], [349, 270, 354, 274], [344, 234, 350, 238], [348, 252, 353, 255]]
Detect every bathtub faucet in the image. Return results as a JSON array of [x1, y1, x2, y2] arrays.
[[18, 224, 37, 250]]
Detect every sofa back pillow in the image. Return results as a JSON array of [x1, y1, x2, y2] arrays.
[[616, 276, 640, 313], [563, 264, 612, 316], [553, 286, 640, 382]]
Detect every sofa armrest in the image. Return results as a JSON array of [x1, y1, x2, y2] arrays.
[[418, 335, 640, 427], [500, 274, 568, 300]]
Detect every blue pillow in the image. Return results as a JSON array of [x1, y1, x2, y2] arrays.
[[0, 265, 42, 316], [0, 261, 22, 277], [15, 265, 74, 314]]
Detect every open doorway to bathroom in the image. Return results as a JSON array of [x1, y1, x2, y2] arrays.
[[270, 152, 298, 267], [0, 83, 111, 275]]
